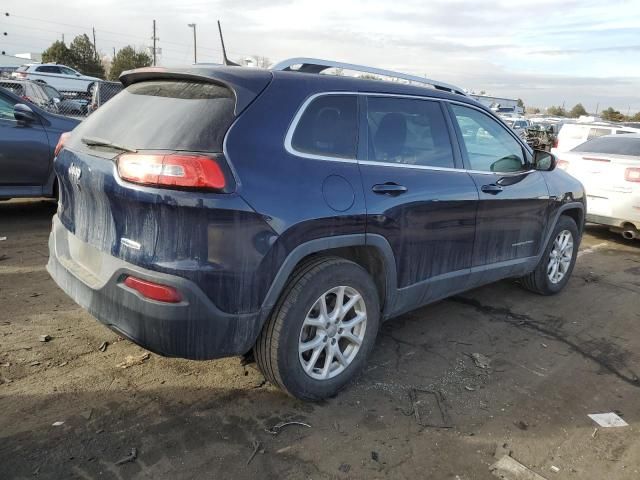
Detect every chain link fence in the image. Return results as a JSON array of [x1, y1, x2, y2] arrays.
[[0, 68, 123, 119]]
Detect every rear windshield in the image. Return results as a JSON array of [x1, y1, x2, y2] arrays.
[[76, 80, 235, 152], [572, 136, 640, 156]]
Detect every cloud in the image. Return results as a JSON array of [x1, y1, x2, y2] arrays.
[[3, 0, 639, 112]]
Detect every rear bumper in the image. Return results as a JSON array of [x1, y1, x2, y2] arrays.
[[47, 215, 264, 359], [585, 193, 640, 229]]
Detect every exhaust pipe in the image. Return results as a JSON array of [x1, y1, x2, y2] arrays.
[[610, 226, 639, 240]]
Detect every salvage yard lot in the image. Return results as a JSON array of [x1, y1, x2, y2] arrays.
[[1, 199, 639, 480]]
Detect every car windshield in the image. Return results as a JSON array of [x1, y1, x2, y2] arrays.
[[572, 136, 640, 156]]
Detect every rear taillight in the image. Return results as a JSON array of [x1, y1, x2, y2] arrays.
[[625, 168, 640, 182], [553, 137, 559, 149], [123, 276, 182, 303], [117, 153, 226, 190], [557, 159, 570, 170], [54, 132, 71, 157], [15, 72, 27, 79]]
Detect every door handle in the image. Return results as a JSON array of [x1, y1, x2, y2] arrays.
[[372, 183, 408, 196], [481, 184, 503, 195]]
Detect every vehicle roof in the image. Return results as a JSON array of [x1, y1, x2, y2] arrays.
[[120, 65, 486, 111]]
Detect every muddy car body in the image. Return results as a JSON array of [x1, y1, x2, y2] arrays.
[[48, 60, 585, 399]]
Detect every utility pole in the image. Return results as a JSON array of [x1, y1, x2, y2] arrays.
[[113, 47, 116, 58], [152, 20, 158, 66], [92, 27, 98, 60], [188, 23, 197, 64], [595, 102, 599, 115], [61, 33, 65, 43]]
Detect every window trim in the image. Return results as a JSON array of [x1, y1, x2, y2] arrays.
[[284, 92, 360, 163], [284, 91, 533, 174]]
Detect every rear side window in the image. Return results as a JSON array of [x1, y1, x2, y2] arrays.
[[367, 97, 454, 168], [36, 66, 61, 74], [572, 136, 640, 156], [588, 127, 612, 140], [75, 80, 235, 152], [291, 95, 357, 159]]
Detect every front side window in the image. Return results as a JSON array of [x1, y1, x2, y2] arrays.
[[367, 97, 454, 168], [451, 105, 526, 172], [291, 95, 358, 159], [60, 67, 76, 75]]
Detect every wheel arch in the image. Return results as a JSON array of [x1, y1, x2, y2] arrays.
[[260, 234, 397, 319]]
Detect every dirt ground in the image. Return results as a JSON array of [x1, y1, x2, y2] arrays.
[[1, 199, 639, 480]]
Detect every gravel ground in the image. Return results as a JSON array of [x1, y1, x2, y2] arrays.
[[1, 199, 639, 480]]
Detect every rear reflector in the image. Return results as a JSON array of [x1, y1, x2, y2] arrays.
[[55, 132, 71, 157], [625, 168, 640, 182], [117, 153, 226, 190], [123, 276, 182, 303]]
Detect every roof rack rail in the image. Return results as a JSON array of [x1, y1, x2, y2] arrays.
[[272, 57, 467, 96]]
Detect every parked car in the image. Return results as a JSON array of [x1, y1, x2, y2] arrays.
[[551, 122, 640, 154], [503, 118, 530, 140], [556, 134, 640, 239], [0, 85, 80, 200], [0, 79, 87, 116], [48, 59, 585, 400], [87, 81, 123, 114], [41, 84, 88, 116], [12, 63, 101, 94]]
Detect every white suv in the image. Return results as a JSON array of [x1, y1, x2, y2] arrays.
[[12, 64, 101, 94]]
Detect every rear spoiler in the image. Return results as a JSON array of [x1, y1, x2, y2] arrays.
[[119, 67, 272, 116]]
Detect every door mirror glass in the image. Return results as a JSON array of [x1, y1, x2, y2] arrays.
[[533, 149, 557, 171], [14, 103, 37, 124]]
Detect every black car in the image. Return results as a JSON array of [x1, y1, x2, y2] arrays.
[[0, 85, 80, 199], [48, 59, 585, 400]]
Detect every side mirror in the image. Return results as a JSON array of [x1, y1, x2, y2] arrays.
[[14, 103, 37, 124], [75, 73, 81, 77], [533, 149, 557, 171], [53, 97, 61, 104]]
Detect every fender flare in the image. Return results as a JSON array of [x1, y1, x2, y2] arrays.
[[260, 233, 398, 316], [540, 201, 585, 255]]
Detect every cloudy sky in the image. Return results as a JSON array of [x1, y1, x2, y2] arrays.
[[3, 0, 640, 113]]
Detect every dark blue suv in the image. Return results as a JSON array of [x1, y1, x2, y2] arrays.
[[48, 59, 585, 400]]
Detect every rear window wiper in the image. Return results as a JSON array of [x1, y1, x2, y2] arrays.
[[81, 136, 137, 153]]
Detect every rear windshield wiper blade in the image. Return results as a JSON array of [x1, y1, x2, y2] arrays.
[[81, 136, 137, 153]]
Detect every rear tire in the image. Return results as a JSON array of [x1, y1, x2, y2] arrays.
[[520, 215, 579, 295], [254, 256, 380, 400]]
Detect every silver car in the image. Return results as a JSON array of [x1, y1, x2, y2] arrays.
[[557, 134, 640, 239]]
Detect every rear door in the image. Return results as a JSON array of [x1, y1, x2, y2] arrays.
[[0, 90, 51, 188], [359, 95, 478, 306], [448, 103, 550, 265]]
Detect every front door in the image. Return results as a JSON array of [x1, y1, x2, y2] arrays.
[[448, 104, 550, 266], [359, 96, 478, 313], [0, 92, 51, 188]]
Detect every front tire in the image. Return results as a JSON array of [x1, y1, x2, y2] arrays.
[[255, 257, 380, 400], [520, 215, 580, 295]]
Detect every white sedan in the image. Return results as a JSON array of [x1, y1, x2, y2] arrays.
[[556, 134, 640, 240]]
